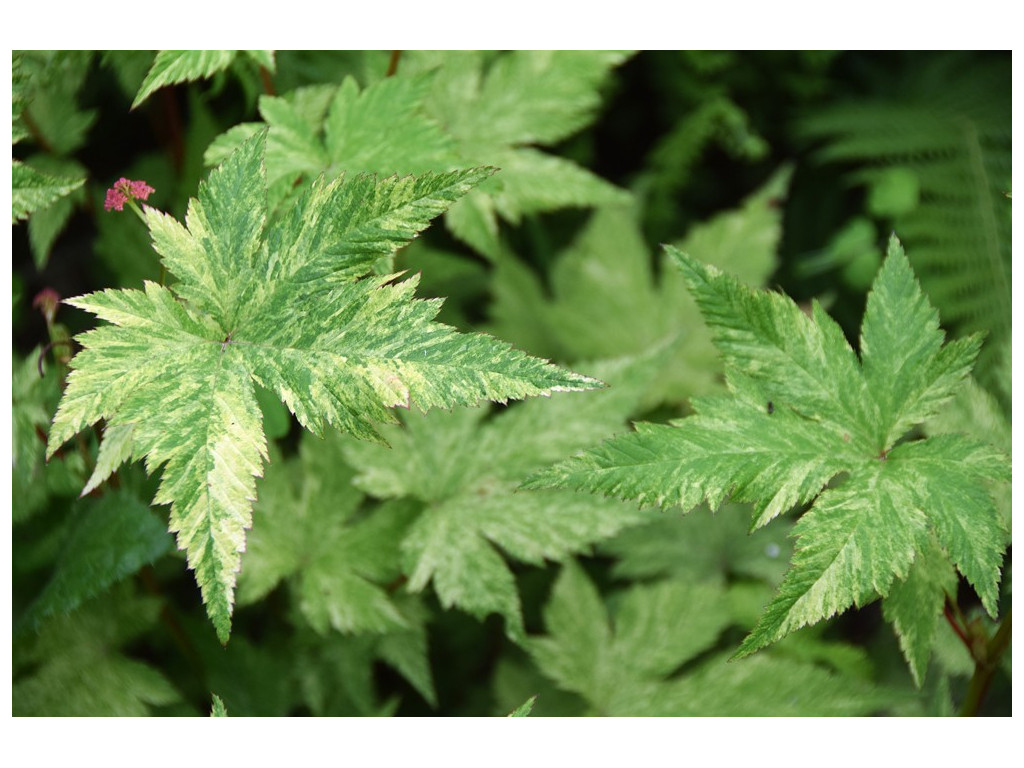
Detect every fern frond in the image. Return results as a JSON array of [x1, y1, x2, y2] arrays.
[[800, 55, 1010, 400]]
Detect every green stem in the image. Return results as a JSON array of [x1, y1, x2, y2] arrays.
[[124, 198, 147, 222], [124, 199, 164, 285], [959, 608, 1011, 716]]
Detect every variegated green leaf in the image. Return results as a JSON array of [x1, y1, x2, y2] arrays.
[[736, 470, 928, 658], [12, 160, 86, 224], [526, 235, 1009, 682], [48, 130, 599, 641], [238, 439, 414, 636], [205, 52, 631, 260], [343, 354, 661, 639], [132, 50, 240, 109], [412, 50, 632, 258], [204, 74, 458, 214], [882, 534, 959, 687]]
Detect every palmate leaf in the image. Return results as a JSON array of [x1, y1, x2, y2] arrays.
[[238, 440, 416, 636], [47, 130, 600, 642], [239, 444, 440, 710], [203, 73, 458, 215], [342, 354, 662, 639], [525, 235, 1009, 680], [527, 561, 884, 716], [404, 50, 632, 257], [205, 52, 629, 259]]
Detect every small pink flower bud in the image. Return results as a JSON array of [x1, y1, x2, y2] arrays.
[[33, 288, 61, 325], [104, 177, 155, 211]]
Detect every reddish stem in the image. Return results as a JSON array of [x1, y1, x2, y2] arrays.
[[386, 51, 402, 77], [259, 65, 276, 96], [943, 599, 971, 649], [37, 339, 74, 378], [157, 88, 185, 172], [18, 107, 53, 153]]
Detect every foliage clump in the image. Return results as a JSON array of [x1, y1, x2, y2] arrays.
[[12, 50, 1011, 717]]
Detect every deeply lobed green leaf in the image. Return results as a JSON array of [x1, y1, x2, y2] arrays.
[[342, 354, 663, 639], [204, 53, 631, 259], [526, 235, 1009, 681], [48, 130, 600, 641], [238, 439, 414, 636], [13, 586, 180, 716], [528, 560, 883, 715]]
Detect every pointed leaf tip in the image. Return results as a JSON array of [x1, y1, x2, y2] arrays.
[[531, 234, 1008, 682]]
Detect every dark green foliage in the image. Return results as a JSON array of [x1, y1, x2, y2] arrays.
[[799, 53, 1011, 408]]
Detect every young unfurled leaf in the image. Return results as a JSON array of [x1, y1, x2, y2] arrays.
[[525, 235, 1009, 681], [47, 130, 600, 642]]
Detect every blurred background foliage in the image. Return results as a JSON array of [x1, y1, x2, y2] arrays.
[[11, 50, 1010, 716]]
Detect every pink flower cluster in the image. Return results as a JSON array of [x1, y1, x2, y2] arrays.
[[104, 177, 155, 212]]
